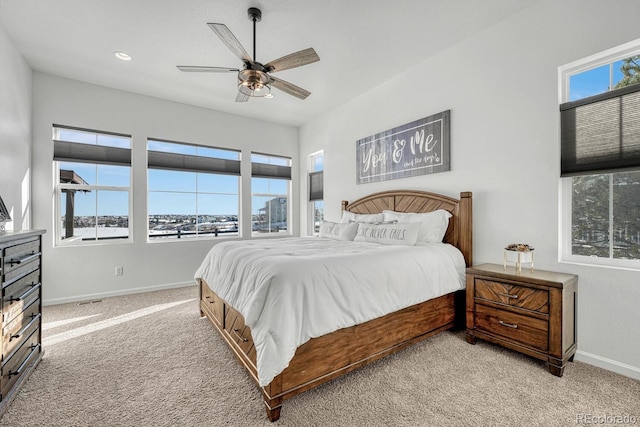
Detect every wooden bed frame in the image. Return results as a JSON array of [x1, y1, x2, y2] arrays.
[[198, 190, 472, 421]]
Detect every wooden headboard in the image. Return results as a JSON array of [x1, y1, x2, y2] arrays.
[[341, 190, 473, 267]]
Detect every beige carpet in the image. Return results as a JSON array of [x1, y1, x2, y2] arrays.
[[1, 286, 638, 427]]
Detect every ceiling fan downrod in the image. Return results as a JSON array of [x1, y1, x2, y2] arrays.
[[248, 7, 262, 62]]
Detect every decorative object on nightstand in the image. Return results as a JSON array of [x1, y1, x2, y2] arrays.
[[0, 194, 10, 232], [503, 243, 534, 273], [465, 263, 577, 377]]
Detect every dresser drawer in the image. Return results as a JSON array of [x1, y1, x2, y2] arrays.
[[475, 278, 549, 314], [3, 256, 40, 289], [200, 282, 224, 327], [1, 328, 40, 400], [475, 304, 549, 351], [2, 238, 41, 277], [3, 298, 41, 359], [224, 305, 257, 368], [2, 270, 41, 325]]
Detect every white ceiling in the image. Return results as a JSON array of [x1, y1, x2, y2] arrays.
[[0, 0, 535, 127]]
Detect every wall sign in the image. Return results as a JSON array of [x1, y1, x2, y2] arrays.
[[356, 110, 450, 184]]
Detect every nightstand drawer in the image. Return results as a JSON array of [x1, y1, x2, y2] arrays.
[[475, 278, 549, 314], [475, 304, 548, 351]]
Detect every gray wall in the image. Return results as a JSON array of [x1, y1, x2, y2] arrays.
[[0, 24, 32, 230], [298, 0, 640, 379], [31, 73, 299, 305]]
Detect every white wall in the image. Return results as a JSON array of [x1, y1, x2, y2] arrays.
[[0, 24, 31, 230], [32, 73, 299, 305], [299, 0, 640, 379]]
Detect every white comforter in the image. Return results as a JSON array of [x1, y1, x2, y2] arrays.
[[194, 237, 465, 386]]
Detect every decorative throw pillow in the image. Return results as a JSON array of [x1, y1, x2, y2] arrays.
[[382, 209, 452, 244], [354, 222, 420, 246], [340, 211, 384, 224], [319, 221, 359, 241]]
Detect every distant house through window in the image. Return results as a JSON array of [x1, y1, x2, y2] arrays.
[[560, 41, 640, 268], [147, 139, 240, 240], [251, 153, 292, 236], [53, 125, 132, 245]]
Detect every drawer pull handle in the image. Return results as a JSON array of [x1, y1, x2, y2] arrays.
[[8, 343, 41, 378], [499, 320, 518, 329], [9, 252, 41, 267], [233, 328, 249, 342], [497, 293, 518, 299], [205, 295, 215, 304], [9, 282, 41, 304], [10, 313, 42, 341]]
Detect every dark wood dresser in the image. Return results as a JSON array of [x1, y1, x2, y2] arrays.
[[465, 263, 577, 376], [0, 230, 45, 414]]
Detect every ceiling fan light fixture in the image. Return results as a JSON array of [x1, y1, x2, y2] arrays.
[[238, 69, 271, 97]]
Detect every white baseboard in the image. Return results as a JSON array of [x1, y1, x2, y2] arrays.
[[575, 350, 640, 381], [42, 281, 196, 306]]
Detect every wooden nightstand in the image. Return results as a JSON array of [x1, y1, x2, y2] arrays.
[[465, 263, 577, 377]]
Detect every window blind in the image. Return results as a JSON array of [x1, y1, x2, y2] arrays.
[[53, 124, 132, 167], [53, 140, 131, 166], [560, 83, 640, 176], [251, 163, 292, 180], [148, 151, 241, 175], [309, 171, 323, 201]]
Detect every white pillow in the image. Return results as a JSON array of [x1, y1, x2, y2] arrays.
[[340, 211, 384, 224], [354, 222, 419, 246], [382, 209, 452, 244], [319, 221, 359, 241]]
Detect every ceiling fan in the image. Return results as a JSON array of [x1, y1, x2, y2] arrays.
[[177, 7, 320, 102]]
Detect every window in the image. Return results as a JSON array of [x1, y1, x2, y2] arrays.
[[309, 151, 324, 235], [53, 125, 132, 245], [560, 41, 640, 268], [147, 139, 240, 240], [251, 153, 291, 236]]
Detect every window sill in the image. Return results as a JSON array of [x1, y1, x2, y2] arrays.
[[560, 255, 640, 272]]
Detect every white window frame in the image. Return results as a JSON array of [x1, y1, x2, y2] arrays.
[[250, 153, 292, 237], [559, 38, 640, 271], [146, 138, 241, 242], [53, 126, 133, 247], [308, 150, 324, 236]]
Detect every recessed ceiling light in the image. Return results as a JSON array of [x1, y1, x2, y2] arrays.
[[264, 93, 274, 99], [114, 51, 132, 61]]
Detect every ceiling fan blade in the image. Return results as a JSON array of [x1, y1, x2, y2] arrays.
[[177, 66, 239, 72], [269, 76, 311, 100], [236, 92, 250, 102], [264, 48, 320, 73], [207, 23, 252, 63]]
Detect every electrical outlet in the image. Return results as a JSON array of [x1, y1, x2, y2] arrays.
[[115, 266, 123, 276]]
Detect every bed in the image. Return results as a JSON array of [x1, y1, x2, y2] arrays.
[[195, 189, 472, 421]]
